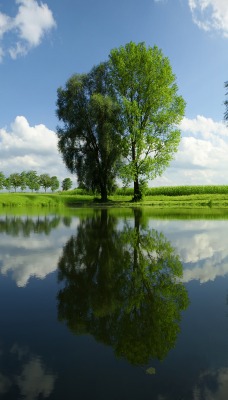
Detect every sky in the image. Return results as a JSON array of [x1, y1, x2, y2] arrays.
[[0, 0, 228, 187]]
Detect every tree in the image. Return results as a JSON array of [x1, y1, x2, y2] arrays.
[[62, 178, 73, 191], [109, 42, 186, 201], [39, 173, 51, 192], [26, 170, 40, 192], [9, 173, 22, 192], [20, 171, 27, 191], [50, 176, 60, 192], [56, 63, 123, 202], [0, 172, 5, 190], [3, 178, 11, 192]]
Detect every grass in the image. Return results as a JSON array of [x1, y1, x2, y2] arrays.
[[2, 185, 228, 208]]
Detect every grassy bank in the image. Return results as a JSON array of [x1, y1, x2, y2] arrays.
[[2, 186, 228, 208]]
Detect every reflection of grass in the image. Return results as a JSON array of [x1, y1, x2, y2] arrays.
[[2, 192, 228, 209]]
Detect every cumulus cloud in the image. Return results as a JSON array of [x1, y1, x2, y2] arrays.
[[0, 116, 71, 181], [152, 115, 228, 186], [0, 0, 56, 60], [188, 0, 228, 37]]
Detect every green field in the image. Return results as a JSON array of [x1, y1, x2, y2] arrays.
[[1, 185, 228, 208]]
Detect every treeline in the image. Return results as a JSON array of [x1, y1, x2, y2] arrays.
[[0, 171, 73, 193]]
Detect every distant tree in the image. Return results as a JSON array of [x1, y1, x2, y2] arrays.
[[56, 63, 123, 202], [50, 176, 60, 192], [62, 178, 73, 191], [109, 42, 186, 201], [26, 170, 40, 192], [39, 173, 51, 192], [0, 172, 5, 190], [3, 178, 11, 192], [20, 171, 27, 191], [9, 173, 22, 192]]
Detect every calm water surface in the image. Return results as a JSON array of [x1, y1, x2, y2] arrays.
[[0, 208, 228, 400]]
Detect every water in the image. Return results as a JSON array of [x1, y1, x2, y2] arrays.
[[0, 208, 228, 399]]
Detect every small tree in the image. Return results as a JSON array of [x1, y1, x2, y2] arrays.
[[26, 170, 40, 192], [20, 171, 27, 191], [62, 178, 73, 191], [0, 172, 5, 191], [39, 174, 51, 193], [50, 176, 60, 192], [4, 178, 11, 192], [9, 173, 22, 192]]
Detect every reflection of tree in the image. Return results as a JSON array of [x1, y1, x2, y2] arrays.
[[57, 209, 189, 365], [0, 215, 63, 236]]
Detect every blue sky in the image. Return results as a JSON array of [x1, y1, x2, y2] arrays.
[[0, 0, 228, 186]]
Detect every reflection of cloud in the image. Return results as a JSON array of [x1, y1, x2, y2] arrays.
[[150, 220, 228, 284], [1, 248, 62, 287], [182, 260, 228, 284], [0, 216, 80, 286], [0, 343, 56, 399], [193, 368, 228, 400], [0, 373, 11, 394], [16, 358, 56, 400]]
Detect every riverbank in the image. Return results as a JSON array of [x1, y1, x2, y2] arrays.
[[2, 191, 228, 208]]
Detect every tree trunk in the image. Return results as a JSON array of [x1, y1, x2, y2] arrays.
[[100, 184, 108, 202], [132, 142, 142, 202]]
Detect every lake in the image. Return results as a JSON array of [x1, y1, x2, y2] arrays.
[[0, 207, 228, 400]]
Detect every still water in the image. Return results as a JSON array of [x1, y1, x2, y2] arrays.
[[0, 208, 228, 400]]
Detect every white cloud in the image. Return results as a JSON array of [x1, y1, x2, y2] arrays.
[[189, 0, 228, 37], [0, 116, 72, 181], [0, 0, 56, 60], [152, 115, 228, 186]]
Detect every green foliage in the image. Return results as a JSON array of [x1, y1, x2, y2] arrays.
[[109, 41, 186, 201], [50, 176, 60, 192], [144, 185, 228, 196], [0, 172, 5, 190], [39, 174, 52, 192], [62, 178, 73, 191], [8, 173, 22, 192], [25, 170, 40, 192], [56, 63, 123, 202]]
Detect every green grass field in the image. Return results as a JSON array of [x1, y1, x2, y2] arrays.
[[1, 185, 228, 208]]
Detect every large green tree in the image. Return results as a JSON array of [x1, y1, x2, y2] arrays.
[[109, 42, 186, 201], [56, 63, 122, 202]]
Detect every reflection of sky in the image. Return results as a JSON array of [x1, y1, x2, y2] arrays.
[[193, 368, 228, 400], [0, 343, 56, 399], [148, 220, 228, 284], [2, 216, 228, 286], [0, 217, 79, 287]]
